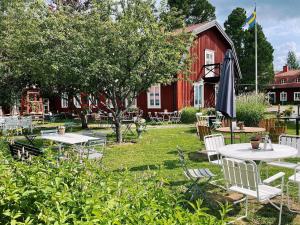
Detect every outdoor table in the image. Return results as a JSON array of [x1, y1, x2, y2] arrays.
[[218, 143, 298, 179], [216, 126, 266, 134], [41, 133, 100, 159], [158, 112, 174, 122], [218, 143, 297, 161]]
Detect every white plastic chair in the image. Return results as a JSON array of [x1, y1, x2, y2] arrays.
[[286, 164, 300, 213], [204, 134, 225, 165], [222, 157, 285, 224], [267, 135, 300, 169]]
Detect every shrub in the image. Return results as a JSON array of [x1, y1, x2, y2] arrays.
[[0, 141, 229, 224], [236, 92, 268, 126], [181, 107, 199, 123]]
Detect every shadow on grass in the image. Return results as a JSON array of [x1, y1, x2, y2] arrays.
[[254, 204, 296, 225], [129, 164, 159, 171]]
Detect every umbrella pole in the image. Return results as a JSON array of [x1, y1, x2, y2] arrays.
[[230, 118, 233, 144]]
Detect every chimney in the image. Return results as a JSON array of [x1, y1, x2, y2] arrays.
[[283, 65, 289, 72]]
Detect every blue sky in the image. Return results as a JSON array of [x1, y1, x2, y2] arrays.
[[210, 0, 300, 71]]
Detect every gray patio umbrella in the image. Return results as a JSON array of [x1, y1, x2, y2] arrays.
[[216, 49, 236, 143]]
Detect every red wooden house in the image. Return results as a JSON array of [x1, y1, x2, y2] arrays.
[[268, 65, 300, 105], [46, 21, 241, 115]]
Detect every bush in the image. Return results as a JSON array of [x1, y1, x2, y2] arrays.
[[236, 92, 268, 126], [181, 107, 199, 123], [0, 141, 229, 224]]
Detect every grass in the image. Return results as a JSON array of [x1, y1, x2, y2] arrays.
[[7, 121, 300, 224]]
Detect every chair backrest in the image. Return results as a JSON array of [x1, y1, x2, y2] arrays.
[[41, 129, 58, 136], [222, 158, 259, 197], [197, 123, 212, 140], [216, 112, 224, 121], [4, 116, 20, 130], [196, 116, 209, 126], [279, 134, 300, 156], [204, 134, 225, 157], [88, 139, 106, 147]]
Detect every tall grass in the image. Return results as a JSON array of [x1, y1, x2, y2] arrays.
[[236, 92, 268, 126]]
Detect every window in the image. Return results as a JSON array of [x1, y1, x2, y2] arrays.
[[280, 92, 287, 102], [125, 98, 137, 108], [296, 78, 300, 83], [89, 95, 98, 108], [106, 99, 114, 108], [205, 49, 215, 77], [294, 92, 300, 101], [73, 94, 81, 108], [194, 81, 204, 108], [280, 79, 286, 84], [147, 84, 161, 108], [61, 93, 68, 108]]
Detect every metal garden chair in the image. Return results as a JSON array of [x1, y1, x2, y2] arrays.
[[204, 134, 225, 165], [222, 157, 285, 225], [178, 147, 215, 200], [267, 134, 300, 169], [211, 112, 224, 129], [286, 164, 300, 213]]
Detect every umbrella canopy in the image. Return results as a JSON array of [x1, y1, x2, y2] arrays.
[[216, 49, 236, 118]]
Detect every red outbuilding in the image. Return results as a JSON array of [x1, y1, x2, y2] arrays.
[[46, 21, 241, 115], [268, 65, 300, 105]]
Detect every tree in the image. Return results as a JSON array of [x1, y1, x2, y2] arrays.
[[168, 0, 215, 25], [224, 8, 274, 91], [287, 50, 299, 70], [87, 0, 191, 142]]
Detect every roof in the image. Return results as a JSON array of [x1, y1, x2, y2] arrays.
[[177, 21, 242, 79], [275, 70, 300, 78]]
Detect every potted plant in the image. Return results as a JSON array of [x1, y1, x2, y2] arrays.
[[250, 135, 261, 149], [58, 125, 66, 135]]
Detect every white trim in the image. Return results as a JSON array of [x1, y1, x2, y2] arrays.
[[74, 94, 81, 108], [89, 94, 98, 108], [280, 79, 286, 84], [147, 84, 161, 109], [294, 92, 300, 101], [205, 49, 215, 77], [280, 92, 287, 102], [125, 98, 137, 108], [194, 80, 204, 108], [61, 92, 68, 108]]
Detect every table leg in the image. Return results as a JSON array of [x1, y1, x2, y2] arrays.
[[296, 118, 299, 136]]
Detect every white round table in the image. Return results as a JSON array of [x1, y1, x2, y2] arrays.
[[218, 143, 298, 161]]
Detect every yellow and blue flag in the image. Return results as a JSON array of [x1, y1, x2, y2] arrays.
[[242, 7, 256, 30]]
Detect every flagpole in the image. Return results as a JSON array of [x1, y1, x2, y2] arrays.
[[255, 2, 258, 94]]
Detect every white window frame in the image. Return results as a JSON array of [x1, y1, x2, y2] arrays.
[[125, 98, 137, 108], [280, 79, 286, 84], [194, 80, 204, 108], [296, 78, 300, 83], [205, 49, 215, 77], [89, 94, 98, 108], [147, 84, 161, 109], [268, 92, 276, 103], [294, 92, 300, 101], [61, 92, 68, 108], [73, 94, 81, 108], [280, 91, 287, 102]]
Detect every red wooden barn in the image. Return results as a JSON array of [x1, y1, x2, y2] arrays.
[[268, 65, 300, 105], [47, 21, 241, 114]]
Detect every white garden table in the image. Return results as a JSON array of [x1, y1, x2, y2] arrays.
[[218, 143, 297, 161], [218, 143, 298, 180], [41, 133, 99, 160]]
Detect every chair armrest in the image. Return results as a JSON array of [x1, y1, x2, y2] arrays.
[[263, 172, 285, 184]]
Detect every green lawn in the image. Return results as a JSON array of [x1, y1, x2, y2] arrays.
[[11, 121, 300, 224], [101, 124, 300, 225]]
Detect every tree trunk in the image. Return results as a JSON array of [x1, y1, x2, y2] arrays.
[[114, 117, 122, 143], [80, 113, 88, 129]]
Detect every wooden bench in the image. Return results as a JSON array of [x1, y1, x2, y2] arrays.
[[9, 141, 43, 161]]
